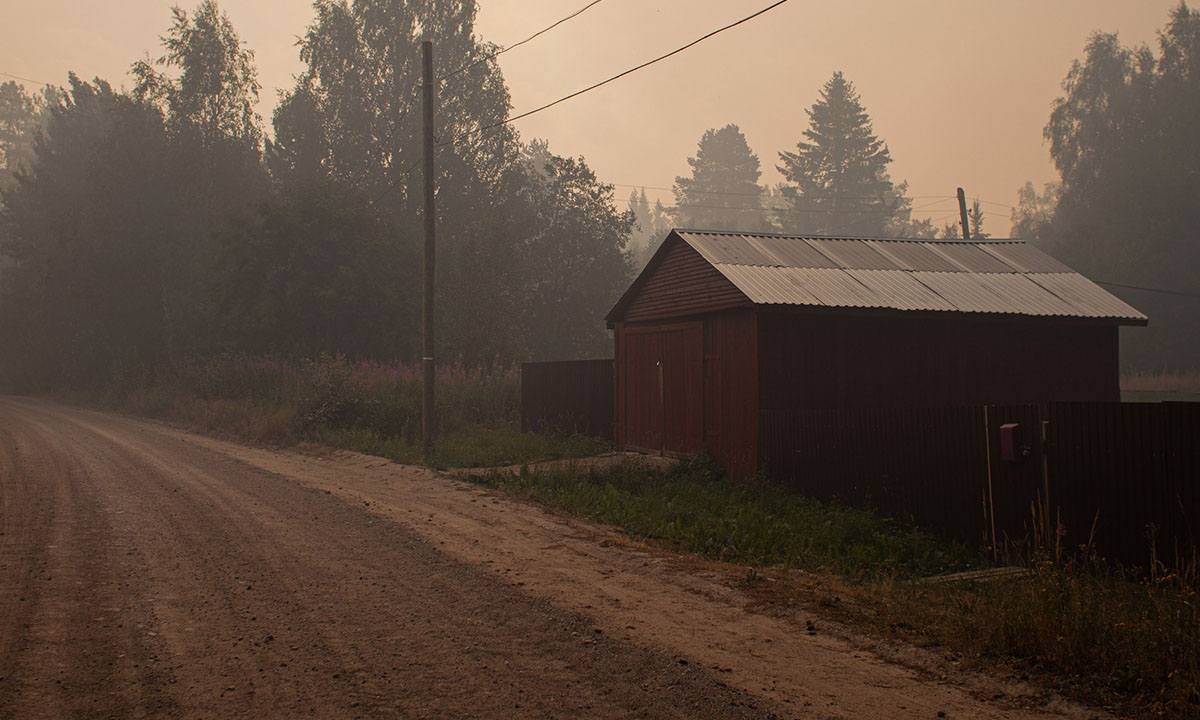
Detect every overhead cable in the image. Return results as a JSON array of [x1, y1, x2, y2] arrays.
[[442, 0, 608, 81], [0, 71, 53, 87], [1094, 281, 1200, 300], [442, 0, 795, 148]]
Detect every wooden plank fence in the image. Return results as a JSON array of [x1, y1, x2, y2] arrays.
[[759, 406, 989, 543], [1046, 402, 1200, 567], [760, 402, 1200, 568], [521, 359, 613, 439]]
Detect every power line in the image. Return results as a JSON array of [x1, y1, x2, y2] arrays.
[[442, 0, 794, 148], [368, 155, 425, 206], [615, 182, 955, 203], [657, 199, 941, 216], [1094, 281, 1200, 300], [978, 198, 1018, 211], [0, 71, 53, 87], [443, 0, 608, 81], [370, 1, 607, 201]]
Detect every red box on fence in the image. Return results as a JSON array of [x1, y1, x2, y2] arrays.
[[1000, 423, 1021, 462]]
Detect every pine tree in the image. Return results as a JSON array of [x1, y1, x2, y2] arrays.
[[628, 188, 672, 267], [777, 72, 906, 236], [672, 124, 770, 232]]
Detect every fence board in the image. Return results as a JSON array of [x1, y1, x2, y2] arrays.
[[521, 359, 614, 439], [760, 401, 1199, 568], [759, 406, 989, 543], [1046, 402, 1200, 568]]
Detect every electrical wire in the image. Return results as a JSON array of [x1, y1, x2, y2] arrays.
[[0, 71, 53, 87], [368, 155, 425, 206], [441, 0, 794, 148], [442, 0, 608, 81], [1094, 281, 1200, 300], [370, 0, 606, 201], [654, 199, 942, 216], [615, 182, 955, 203]]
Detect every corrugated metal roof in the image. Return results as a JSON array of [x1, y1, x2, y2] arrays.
[[673, 230, 1147, 323], [979, 243, 1075, 273], [806, 239, 901, 270], [866, 241, 961, 272]]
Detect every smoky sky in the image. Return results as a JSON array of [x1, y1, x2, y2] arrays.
[[2, 0, 1177, 234]]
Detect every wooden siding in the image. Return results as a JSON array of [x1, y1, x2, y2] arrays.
[[622, 239, 751, 324], [703, 310, 758, 479], [757, 310, 1120, 411], [662, 323, 704, 455]]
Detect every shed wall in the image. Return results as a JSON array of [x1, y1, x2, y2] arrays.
[[622, 239, 751, 324], [703, 310, 758, 479], [613, 311, 759, 478], [757, 311, 1120, 411]]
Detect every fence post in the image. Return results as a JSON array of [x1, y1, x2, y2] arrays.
[[1040, 418, 1052, 547], [984, 405, 998, 561]]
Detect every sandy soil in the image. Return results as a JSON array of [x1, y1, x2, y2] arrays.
[[0, 398, 1109, 719]]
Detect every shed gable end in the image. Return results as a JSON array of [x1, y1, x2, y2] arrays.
[[621, 238, 751, 324]]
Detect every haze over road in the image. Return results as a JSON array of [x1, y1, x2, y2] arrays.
[[0, 398, 1106, 718]]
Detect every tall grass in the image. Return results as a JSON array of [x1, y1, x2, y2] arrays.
[[100, 354, 604, 466], [874, 553, 1200, 716]]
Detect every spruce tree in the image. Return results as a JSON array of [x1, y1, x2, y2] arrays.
[[672, 124, 770, 232], [777, 72, 906, 236]]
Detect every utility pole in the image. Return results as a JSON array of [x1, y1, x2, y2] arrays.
[[422, 40, 436, 457], [957, 187, 971, 240]]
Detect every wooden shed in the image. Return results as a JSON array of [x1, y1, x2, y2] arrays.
[[606, 230, 1147, 479]]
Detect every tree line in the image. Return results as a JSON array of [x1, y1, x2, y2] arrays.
[[2, 1, 1197, 390], [0, 0, 635, 391]]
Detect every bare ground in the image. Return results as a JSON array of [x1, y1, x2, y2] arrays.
[[0, 397, 1109, 719]]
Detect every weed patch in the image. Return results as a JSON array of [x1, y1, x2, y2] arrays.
[[467, 458, 974, 580]]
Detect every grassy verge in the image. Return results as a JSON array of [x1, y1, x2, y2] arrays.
[[468, 457, 976, 580], [467, 458, 1199, 718], [85, 354, 606, 468]]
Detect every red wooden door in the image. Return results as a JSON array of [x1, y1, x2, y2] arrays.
[[622, 330, 663, 452], [662, 324, 704, 455]]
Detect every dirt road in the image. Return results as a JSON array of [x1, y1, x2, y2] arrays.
[[0, 398, 1105, 719]]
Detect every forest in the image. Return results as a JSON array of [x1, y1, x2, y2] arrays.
[[1, 0, 1197, 391]]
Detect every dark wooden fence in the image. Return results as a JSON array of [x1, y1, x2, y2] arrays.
[[760, 402, 1200, 567], [1046, 402, 1200, 567], [759, 406, 990, 543], [521, 359, 613, 439]]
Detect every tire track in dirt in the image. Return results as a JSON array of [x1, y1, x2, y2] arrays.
[[0, 404, 178, 719], [0, 397, 774, 719]]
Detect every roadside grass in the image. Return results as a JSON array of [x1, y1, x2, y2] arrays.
[[90, 354, 603, 467], [467, 458, 1200, 717], [467, 457, 976, 580], [327, 426, 609, 469]]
